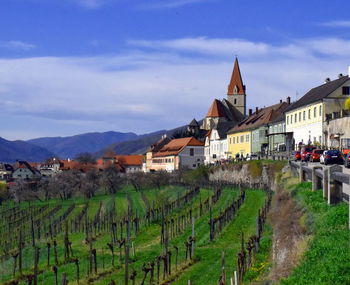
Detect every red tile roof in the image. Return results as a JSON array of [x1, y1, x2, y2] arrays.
[[227, 57, 245, 95], [116, 155, 144, 166], [153, 137, 204, 157], [206, 99, 228, 118]]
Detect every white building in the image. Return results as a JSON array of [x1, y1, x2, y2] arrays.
[[204, 129, 229, 164]]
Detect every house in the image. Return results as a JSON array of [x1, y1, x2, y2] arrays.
[[12, 161, 41, 180], [148, 137, 205, 172], [145, 135, 171, 172], [324, 116, 350, 150], [227, 100, 290, 158], [0, 163, 14, 181], [39, 158, 62, 177], [267, 112, 294, 154], [285, 71, 350, 149], [204, 128, 230, 164], [116, 155, 144, 173]]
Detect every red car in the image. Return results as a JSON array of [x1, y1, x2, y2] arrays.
[[293, 151, 301, 161], [301, 146, 316, 162], [310, 149, 324, 162]]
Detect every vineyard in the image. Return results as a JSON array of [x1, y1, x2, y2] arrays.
[[0, 184, 270, 285]]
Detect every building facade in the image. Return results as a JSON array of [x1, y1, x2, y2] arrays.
[[285, 73, 350, 149], [148, 137, 205, 172]]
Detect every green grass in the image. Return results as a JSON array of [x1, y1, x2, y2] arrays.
[[281, 182, 350, 285]]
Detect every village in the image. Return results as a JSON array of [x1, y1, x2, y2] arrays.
[[1, 57, 350, 184]]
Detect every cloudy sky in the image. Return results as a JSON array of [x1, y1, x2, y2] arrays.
[[1, 0, 350, 140]]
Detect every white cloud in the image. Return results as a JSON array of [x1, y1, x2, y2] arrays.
[[0, 41, 36, 51], [1, 36, 350, 140], [319, 20, 350, 28]]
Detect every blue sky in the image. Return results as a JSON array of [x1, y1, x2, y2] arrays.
[[1, 0, 350, 140]]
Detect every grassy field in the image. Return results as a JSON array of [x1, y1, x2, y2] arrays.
[[0, 185, 267, 285], [280, 182, 350, 285]]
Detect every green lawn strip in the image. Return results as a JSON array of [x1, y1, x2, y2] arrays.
[[243, 224, 272, 283], [173, 190, 266, 285], [114, 193, 128, 217], [129, 190, 147, 217], [280, 183, 350, 285]]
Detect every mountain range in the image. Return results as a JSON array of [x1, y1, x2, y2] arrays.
[[0, 137, 55, 163], [1, 124, 191, 163], [27, 131, 139, 159]]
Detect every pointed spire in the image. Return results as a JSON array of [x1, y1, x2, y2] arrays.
[[227, 57, 245, 95]]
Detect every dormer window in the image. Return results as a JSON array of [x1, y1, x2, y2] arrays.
[[234, 85, 239, 94]]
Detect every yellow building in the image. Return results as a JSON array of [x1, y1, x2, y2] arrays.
[[227, 130, 251, 158]]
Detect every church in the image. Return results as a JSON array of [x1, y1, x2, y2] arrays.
[[188, 57, 248, 164]]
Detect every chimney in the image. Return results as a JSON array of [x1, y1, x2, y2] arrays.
[[287, 96, 291, 104], [255, 107, 259, 113], [279, 99, 282, 103], [248, 109, 252, 116], [338, 73, 343, 79], [324, 77, 331, 83]]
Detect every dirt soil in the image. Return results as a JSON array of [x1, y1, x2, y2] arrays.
[[267, 182, 308, 283]]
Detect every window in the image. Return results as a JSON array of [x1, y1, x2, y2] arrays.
[[290, 115, 293, 124], [246, 134, 249, 142], [286, 116, 289, 125], [229, 137, 232, 144], [190, 148, 194, 156], [308, 109, 311, 119], [303, 111, 306, 120], [314, 107, 317, 117], [233, 137, 235, 144], [240, 135, 244, 143], [299, 112, 301, 122], [234, 98, 237, 104], [294, 113, 297, 122], [319, 105, 322, 116], [193, 164, 196, 167], [342, 86, 350, 95]]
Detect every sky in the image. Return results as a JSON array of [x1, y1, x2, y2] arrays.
[[1, 0, 350, 140]]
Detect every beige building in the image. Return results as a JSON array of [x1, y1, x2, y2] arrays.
[[285, 72, 350, 149]]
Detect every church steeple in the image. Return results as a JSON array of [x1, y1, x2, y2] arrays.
[[226, 57, 246, 117], [227, 57, 245, 95]]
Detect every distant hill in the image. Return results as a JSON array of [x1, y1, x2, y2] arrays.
[[27, 131, 139, 159], [0, 137, 55, 163], [95, 125, 191, 156]]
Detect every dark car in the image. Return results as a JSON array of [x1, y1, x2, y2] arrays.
[[310, 149, 324, 162], [344, 153, 350, 168], [293, 151, 301, 161], [320, 150, 343, 165], [301, 146, 316, 162]]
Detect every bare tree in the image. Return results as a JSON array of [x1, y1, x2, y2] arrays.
[[80, 169, 100, 199], [101, 166, 124, 194], [127, 172, 147, 192], [148, 171, 170, 190]]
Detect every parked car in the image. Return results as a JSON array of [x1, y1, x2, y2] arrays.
[[293, 151, 301, 161], [310, 149, 324, 162], [344, 152, 350, 168], [301, 146, 316, 162], [320, 150, 344, 165]]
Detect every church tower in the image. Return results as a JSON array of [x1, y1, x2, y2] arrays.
[[227, 57, 246, 117]]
